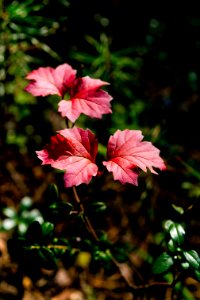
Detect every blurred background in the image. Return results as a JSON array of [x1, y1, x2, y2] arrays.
[[1, 1, 200, 299]]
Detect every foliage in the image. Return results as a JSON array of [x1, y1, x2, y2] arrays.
[[0, 0, 66, 151]]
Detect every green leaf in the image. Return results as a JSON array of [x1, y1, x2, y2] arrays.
[[48, 184, 59, 200], [183, 250, 200, 269], [41, 222, 54, 238], [52, 201, 73, 211], [152, 252, 174, 274], [194, 270, 200, 281], [38, 247, 57, 269], [164, 220, 185, 245], [90, 202, 107, 212], [181, 262, 190, 270], [2, 219, 16, 231], [94, 249, 112, 262], [171, 204, 184, 215], [167, 239, 177, 253], [20, 196, 33, 209], [3, 207, 16, 218]]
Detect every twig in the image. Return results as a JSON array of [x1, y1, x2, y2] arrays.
[[72, 186, 99, 241]]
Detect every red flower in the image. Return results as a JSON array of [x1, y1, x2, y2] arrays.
[[103, 129, 166, 185], [36, 127, 98, 187]]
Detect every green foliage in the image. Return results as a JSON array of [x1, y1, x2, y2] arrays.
[[0, 0, 67, 152], [152, 252, 173, 274], [2, 183, 131, 277], [153, 220, 200, 285], [0, 0, 61, 78], [164, 219, 185, 246], [70, 33, 145, 100], [0, 197, 43, 235]]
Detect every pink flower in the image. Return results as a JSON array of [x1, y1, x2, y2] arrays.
[[36, 127, 98, 187], [25, 64, 113, 122], [103, 129, 166, 185]]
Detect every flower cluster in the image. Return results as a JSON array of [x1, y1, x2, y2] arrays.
[[25, 63, 166, 188]]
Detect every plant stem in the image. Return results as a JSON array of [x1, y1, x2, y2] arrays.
[[72, 186, 99, 241]]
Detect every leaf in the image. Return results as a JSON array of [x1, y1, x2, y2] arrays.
[[48, 184, 59, 201], [20, 196, 33, 209], [181, 262, 190, 270], [41, 222, 54, 238], [3, 207, 16, 218], [90, 202, 107, 212], [36, 127, 98, 187], [50, 202, 74, 215], [38, 247, 57, 269], [183, 250, 200, 269], [152, 252, 173, 274], [171, 204, 184, 215], [25, 63, 76, 97], [93, 249, 112, 262], [103, 129, 166, 185], [165, 220, 185, 246], [167, 239, 177, 253], [58, 76, 113, 122], [194, 270, 200, 281]]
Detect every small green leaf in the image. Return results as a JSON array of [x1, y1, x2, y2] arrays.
[[152, 252, 174, 274], [41, 222, 54, 237], [90, 202, 107, 212], [94, 249, 112, 262], [183, 250, 200, 269], [171, 204, 184, 215], [194, 270, 200, 281], [48, 184, 59, 200], [20, 196, 33, 209], [3, 207, 16, 218], [38, 247, 57, 269], [18, 222, 28, 235], [2, 219, 16, 231], [165, 220, 185, 245], [167, 239, 177, 253], [181, 262, 190, 270], [164, 220, 174, 231], [50, 202, 73, 214]]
